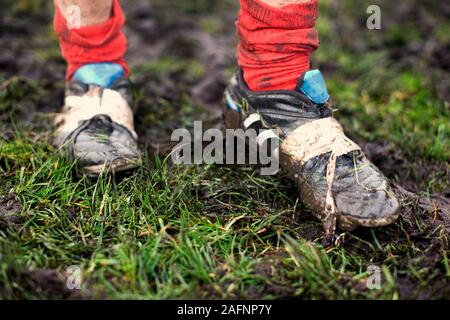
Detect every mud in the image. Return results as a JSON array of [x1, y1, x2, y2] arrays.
[[0, 193, 23, 231], [0, 268, 88, 299], [0, 0, 449, 300]]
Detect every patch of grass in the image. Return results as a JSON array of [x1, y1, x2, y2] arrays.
[[324, 66, 450, 161], [315, 0, 450, 161], [1, 128, 449, 299], [1, 0, 449, 300], [138, 57, 205, 83]]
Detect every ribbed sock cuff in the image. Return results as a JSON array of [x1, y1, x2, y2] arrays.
[[240, 0, 318, 29]]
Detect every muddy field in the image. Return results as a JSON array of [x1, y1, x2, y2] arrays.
[[0, 0, 449, 299]]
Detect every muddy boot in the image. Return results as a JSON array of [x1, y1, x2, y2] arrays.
[[54, 63, 141, 176], [224, 69, 400, 243]]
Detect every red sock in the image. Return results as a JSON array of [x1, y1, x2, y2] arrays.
[[237, 0, 319, 91], [53, 0, 129, 80]]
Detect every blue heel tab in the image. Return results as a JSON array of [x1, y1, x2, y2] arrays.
[[297, 69, 330, 105], [72, 63, 125, 88]]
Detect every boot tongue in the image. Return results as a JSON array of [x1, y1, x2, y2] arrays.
[[295, 69, 330, 105]]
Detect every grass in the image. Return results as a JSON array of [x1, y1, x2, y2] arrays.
[[0, 0, 449, 299], [326, 71, 450, 161], [0, 137, 308, 299], [1, 123, 448, 299]]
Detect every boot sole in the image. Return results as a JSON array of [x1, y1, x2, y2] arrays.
[[81, 158, 142, 177]]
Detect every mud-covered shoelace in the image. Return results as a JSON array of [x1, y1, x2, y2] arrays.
[[281, 117, 362, 242]]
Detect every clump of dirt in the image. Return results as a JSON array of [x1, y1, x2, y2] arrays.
[[381, 186, 448, 298], [295, 223, 323, 241], [247, 251, 296, 299], [0, 268, 89, 299], [0, 193, 23, 231]]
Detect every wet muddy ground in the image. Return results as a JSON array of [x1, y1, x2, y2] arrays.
[[0, 0, 449, 299]]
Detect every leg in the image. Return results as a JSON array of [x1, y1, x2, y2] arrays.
[[225, 0, 399, 243], [56, 0, 113, 26], [53, 0, 141, 175]]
